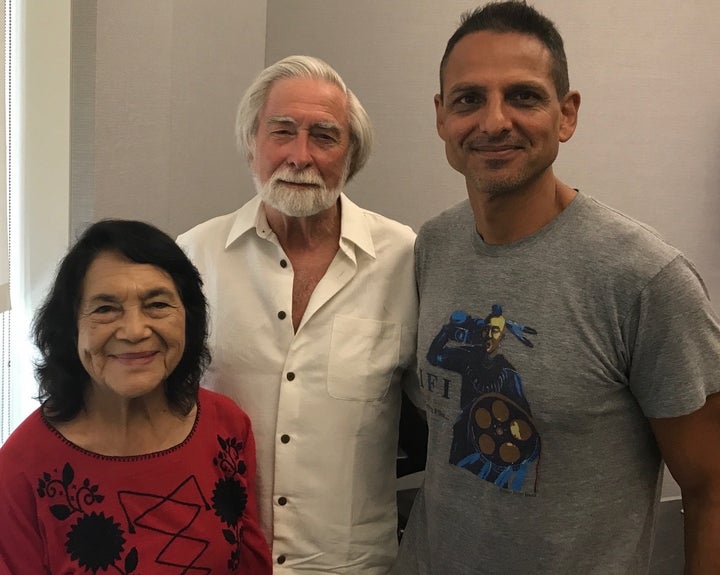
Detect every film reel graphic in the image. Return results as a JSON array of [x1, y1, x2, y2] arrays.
[[460, 392, 540, 488]]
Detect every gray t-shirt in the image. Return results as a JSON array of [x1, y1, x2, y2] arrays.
[[393, 192, 720, 575]]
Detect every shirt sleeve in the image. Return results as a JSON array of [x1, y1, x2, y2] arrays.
[[235, 410, 273, 574], [626, 254, 720, 418], [0, 450, 50, 574]]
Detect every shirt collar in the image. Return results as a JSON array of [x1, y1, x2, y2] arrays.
[[224, 194, 266, 249], [338, 193, 376, 260], [224, 193, 377, 260]]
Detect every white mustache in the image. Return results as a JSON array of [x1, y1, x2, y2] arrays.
[[271, 167, 324, 186]]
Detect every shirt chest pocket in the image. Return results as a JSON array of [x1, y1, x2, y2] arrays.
[[327, 314, 401, 401]]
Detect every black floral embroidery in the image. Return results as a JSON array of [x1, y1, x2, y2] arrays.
[[66, 512, 128, 572], [212, 435, 248, 570], [212, 476, 248, 526], [37, 463, 138, 574]]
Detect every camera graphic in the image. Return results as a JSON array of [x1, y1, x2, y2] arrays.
[[447, 311, 488, 346]]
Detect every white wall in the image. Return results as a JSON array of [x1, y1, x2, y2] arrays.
[[71, 0, 268, 238]]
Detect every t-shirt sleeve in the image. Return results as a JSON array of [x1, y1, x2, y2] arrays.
[[626, 254, 720, 418]]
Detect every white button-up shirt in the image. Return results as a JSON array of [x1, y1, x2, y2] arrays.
[[178, 194, 418, 574]]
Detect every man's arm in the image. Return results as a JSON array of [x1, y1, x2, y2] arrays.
[[649, 391, 720, 575]]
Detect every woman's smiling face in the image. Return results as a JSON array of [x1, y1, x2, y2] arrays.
[[76, 250, 186, 401]]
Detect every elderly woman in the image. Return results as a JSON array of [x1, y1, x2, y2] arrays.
[[0, 220, 271, 574]]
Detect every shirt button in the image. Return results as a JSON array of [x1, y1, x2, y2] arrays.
[[286, 372, 295, 381], [277, 555, 286, 565], [278, 310, 286, 320], [280, 434, 290, 443], [278, 496, 288, 506], [280, 259, 288, 268]]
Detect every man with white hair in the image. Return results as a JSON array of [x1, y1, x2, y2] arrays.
[[178, 55, 419, 574]]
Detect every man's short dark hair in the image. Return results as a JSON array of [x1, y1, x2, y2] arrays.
[[439, 1, 570, 99], [33, 219, 211, 421]]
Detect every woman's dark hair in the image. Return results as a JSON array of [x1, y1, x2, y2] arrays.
[[32, 219, 211, 421]]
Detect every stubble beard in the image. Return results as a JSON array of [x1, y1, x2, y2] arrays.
[[468, 158, 552, 200], [254, 166, 345, 217], [471, 171, 529, 199]]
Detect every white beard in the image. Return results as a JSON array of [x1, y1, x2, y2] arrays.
[[254, 166, 344, 217]]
